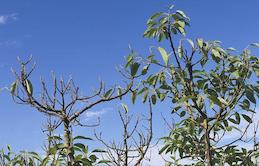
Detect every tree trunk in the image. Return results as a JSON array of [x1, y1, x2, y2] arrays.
[[63, 118, 74, 166], [205, 123, 213, 166]]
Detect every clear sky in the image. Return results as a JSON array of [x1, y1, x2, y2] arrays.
[[0, 0, 259, 156]]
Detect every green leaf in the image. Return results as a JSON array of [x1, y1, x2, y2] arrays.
[[74, 143, 86, 150], [176, 10, 189, 20], [10, 81, 17, 95], [226, 126, 232, 132], [245, 89, 256, 104], [142, 90, 149, 103], [235, 113, 240, 124], [178, 95, 195, 103], [151, 94, 157, 104], [40, 157, 49, 166], [89, 155, 97, 162], [74, 136, 93, 141], [229, 118, 238, 125], [48, 147, 57, 155], [208, 95, 221, 107], [141, 65, 149, 75], [131, 91, 137, 104], [158, 33, 163, 42], [211, 49, 221, 58], [7, 145, 11, 151], [178, 44, 183, 58], [150, 12, 162, 20], [158, 47, 169, 66], [26, 79, 33, 95], [98, 160, 111, 164], [177, 26, 186, 36], [186, 39, 194, 49], [125, 55, 133, 68], [217, 97, 228, 105], [175, 20, 185, 28], [92, 149, 107, 153], [117, 87, 123, 100], [121, 103, 129, 113], [227, 47, 237, 51], [104, 88, 113, 98], [197, 38, 203, 48], [172, 106, 181, 113], [159, 93, 166, 101], [250, 43, 259, 47], [159, 144, 170, 154], [130, 62, 140, 77], [180, 111, 186, 117], [223, 120, 229, 127], [232, 70, 239, 79], [242, 114, 252, 123], [49, 135, 62, 141]]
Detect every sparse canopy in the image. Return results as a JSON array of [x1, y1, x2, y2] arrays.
[[1, 2, 258, 166]]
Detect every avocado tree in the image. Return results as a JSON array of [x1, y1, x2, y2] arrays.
[[10, 57, 138, 166], [128, 5, 259, 165], [0, 145, 43, 166], [95, 98, 153, 166]]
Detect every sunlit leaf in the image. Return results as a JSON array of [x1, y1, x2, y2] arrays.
[[158, 47, 169, 66], [26, 79, 33, 95], [121, 103, 129, 113]]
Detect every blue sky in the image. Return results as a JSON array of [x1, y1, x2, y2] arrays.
[[0, 0, 259, 156]]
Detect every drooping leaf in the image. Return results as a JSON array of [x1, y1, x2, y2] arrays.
[[159, 144, 170, 154], [176, 10, 189, 20], [177, 26, 186, 36], [151, 94, 157, 104], [218, 97, 228, 106], [26, 79, 33, 95], [142, 90, 149, 103], [174, 20, 185, 28], [121, 103, 129, 113], [211, 49, 221, 58], [40, 157, 49, 166], [158, 47, 169, 66], [131, 91, 137, 104], [74, 136, 93, 141], [235, 112, 240, 124], [117, 86, 123, 100], [130, 62, 140, 77], [74, 143, 86, 150], [10, 81, 17, 95], [228, 118, 238, 124], [186, 39, 194, 49], [242, 114, 252, 123], [245, 89, 256, 104], [178, 43, 183, 58]]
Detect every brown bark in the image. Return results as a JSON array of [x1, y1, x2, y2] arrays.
[[205, 123, 213, 166]]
